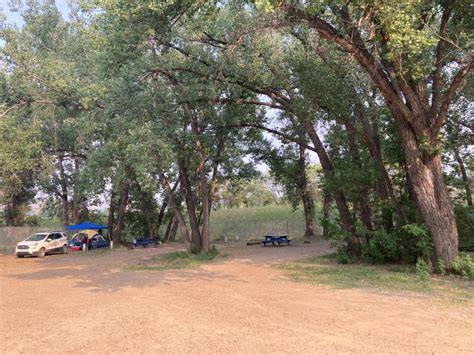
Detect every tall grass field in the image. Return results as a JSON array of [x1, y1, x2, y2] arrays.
[[208, 205, 320, 241]]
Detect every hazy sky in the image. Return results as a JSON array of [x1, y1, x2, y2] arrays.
[[1, 0, 70, 26]]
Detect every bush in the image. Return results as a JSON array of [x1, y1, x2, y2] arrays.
[[455, 206, 474, 250], [362, 229, 401, 263], [400, 223, 431, 260], [451, 254, 474, 280], [336, 250, 350, 264], [359, 223, 431, 265], [195, 245, 219, 261], [24, 215, 41, 226], [415, 258, 430, 281]]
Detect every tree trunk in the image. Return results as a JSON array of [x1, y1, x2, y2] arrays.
[[344, 123, 374, 233], [5, 193, 23, 226], [178, 159, 202, 253], [159, 173, 192, 251], [357, 107, 405, 227], [208, 136, 226, 215], [164, 216, 174, 242], [165, 216, 179, 242], [398, 120, 458, 266], [107, 190, 116, 245], [298, 144, 315, 237], [454, 150, 473, 207], [157, 179, 180, 236], [322, 193, 332, 239], [113, 180, 130, 246], [200, 167, 210, 252], [71, 157, 81, 224], [57, 155, 69, 227], [300, 120, 360, 253], [190, 110, 211, 252]]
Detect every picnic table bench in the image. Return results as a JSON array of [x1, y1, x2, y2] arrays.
[[262, 235, 291, 246], [132, 238, 158, 249]]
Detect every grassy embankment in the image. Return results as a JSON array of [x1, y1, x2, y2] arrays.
[[209, 205, 317, 241], [279, 254, 474, 304]]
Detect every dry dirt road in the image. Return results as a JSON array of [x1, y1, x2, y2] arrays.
[[1, 240, 473, 354]]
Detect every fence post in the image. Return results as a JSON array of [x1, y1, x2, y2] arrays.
[[286, 220, 289, 237]]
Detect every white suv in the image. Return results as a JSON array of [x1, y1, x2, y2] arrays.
[[16, 232, 68, 258]]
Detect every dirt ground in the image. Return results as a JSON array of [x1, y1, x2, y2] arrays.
[[1, 240, 473, 354]]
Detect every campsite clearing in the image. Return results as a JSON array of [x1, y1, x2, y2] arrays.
[[1, 240, 473, 353]]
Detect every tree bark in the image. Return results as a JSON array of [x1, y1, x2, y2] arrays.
[[398, 120, 458, 266], [344, 123, 374, 233], [113, 179, 130, 246], [164, 215, 173, 242], [107, 190, 116, 245], [166, 216, 179, 242], [5, 193, 23, 226], [178, 158, 202, 253], [57, 154, 69, 227], [71, 157, 81, 224], [454, 150, 473, 207], [159, 173, 192, 251], [157, 178, 180, 236], [323, 193, 332, 239], [300, 120, 360, 253], [298, 144, 315, 237], [357, 104, 405, 226]]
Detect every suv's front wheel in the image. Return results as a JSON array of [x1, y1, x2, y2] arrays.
[[38, 248, 46, 258], [61, 245, 68, 254]]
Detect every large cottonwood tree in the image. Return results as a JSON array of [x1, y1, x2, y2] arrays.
[[265, 0, 473, 266]]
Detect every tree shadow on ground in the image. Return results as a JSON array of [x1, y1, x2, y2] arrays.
[[3, 240, 331, 292]]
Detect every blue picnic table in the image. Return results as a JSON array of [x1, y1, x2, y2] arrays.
[[132, 238, 158, 249], [262, 235, 291, 246]]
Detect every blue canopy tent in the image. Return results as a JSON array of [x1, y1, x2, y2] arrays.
[[65, 221, 111, 250], [65, 221, 108, 231]]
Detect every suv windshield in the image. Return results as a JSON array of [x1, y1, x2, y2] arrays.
[[25, 233, 48, 242]]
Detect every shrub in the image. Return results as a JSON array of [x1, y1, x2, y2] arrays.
[[437, 260, 446, 276], [195, 245, 219, 261], [415, 258, 430, 281], [451, 254, 474, 280], [336, 250, 350, 264], [455, 206, 474, 250], [400, 223, 431, 260], [362, 229, 401, 263], [24, 215, 41, 226], [359, 224, 431, 265]]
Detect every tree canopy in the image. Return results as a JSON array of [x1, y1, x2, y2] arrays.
[[0, 0, 472, 269]]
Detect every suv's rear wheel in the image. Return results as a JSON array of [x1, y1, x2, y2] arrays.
[[38, 248, 46, 258], [61, 244, 68, 254]]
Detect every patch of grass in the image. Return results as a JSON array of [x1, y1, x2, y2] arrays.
[[69, 249, 111, 257], [0, 244, 10, 255], [124, 246, 219, 272], [278, 255, 474, 304]]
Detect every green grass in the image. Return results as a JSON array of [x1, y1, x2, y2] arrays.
[[212, 205, 306, 222], [124, 246, 220, 271], [0, 245, 9, 255], [278, 255, 474, 304], [68, 249, 111, 257]]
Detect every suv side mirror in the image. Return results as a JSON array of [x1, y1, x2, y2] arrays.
[[46, 238, 52, 242]]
